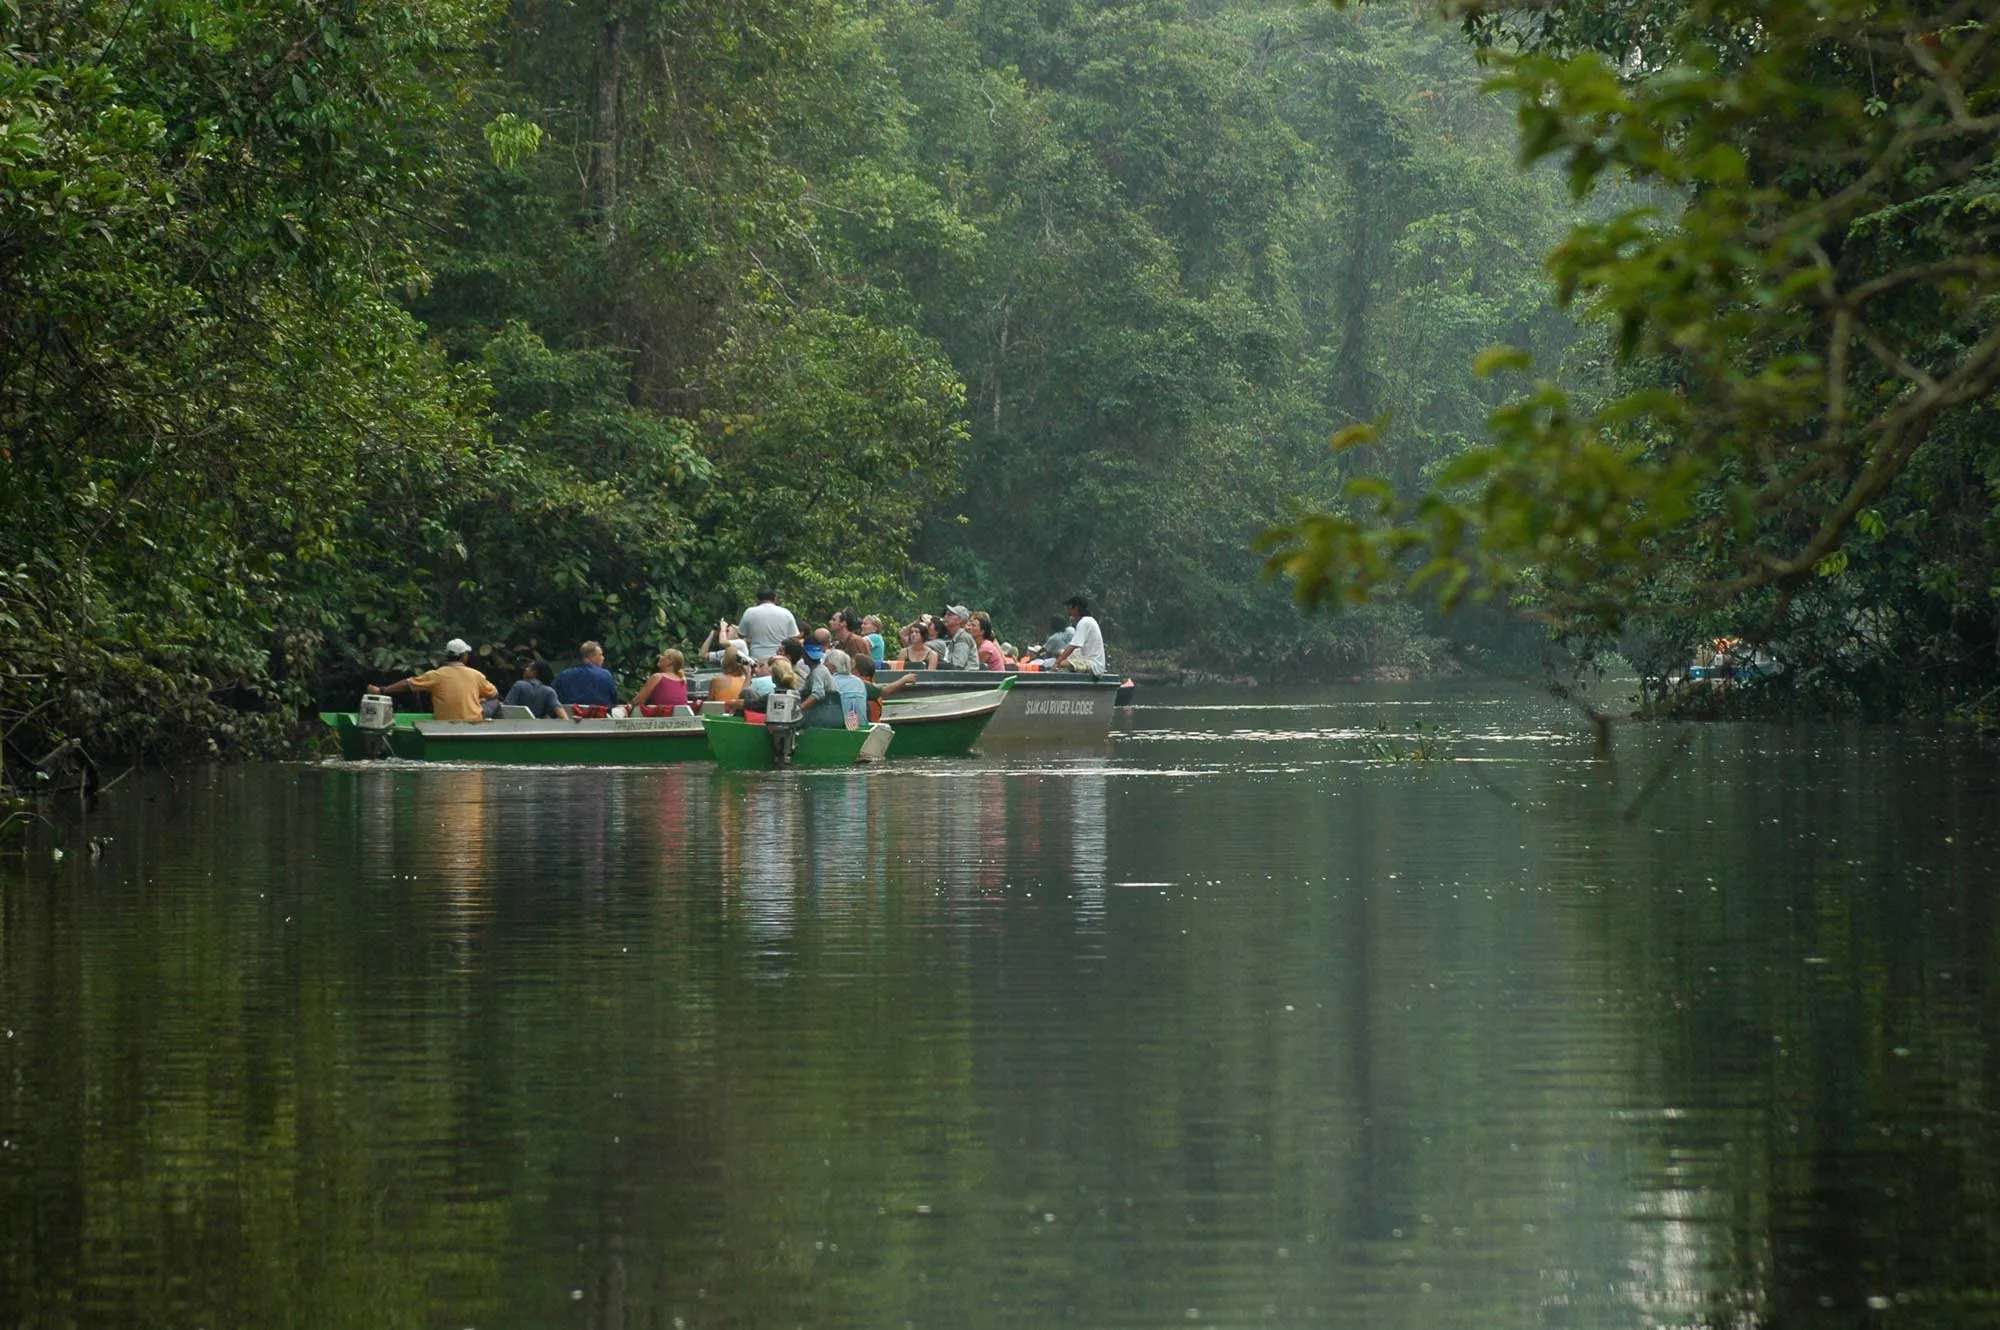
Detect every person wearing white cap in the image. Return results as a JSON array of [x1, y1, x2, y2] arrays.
[[366, 637, 497, 722], [942, 604, 978, 670]]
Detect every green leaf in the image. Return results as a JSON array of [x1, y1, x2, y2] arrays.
[[1473, 345, 1533, 379]]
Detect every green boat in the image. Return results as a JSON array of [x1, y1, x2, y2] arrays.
[[320, 712, 710, 764], [879, 677, 1013, 757], [701, 714, 894, 769], [320, 710, 430, 760]]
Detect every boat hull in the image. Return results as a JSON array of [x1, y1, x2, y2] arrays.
[[321, 713, 710, 763], [416, 716, 710, 763], [879, 681, 1012, 757], [872, 670, 1120, 742], [702, 716, 892, 769]]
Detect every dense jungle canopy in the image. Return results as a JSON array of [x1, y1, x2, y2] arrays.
[[1, 0, 1996, 765]]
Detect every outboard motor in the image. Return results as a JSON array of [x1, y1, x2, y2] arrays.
[[355, 693, 397, 758], [764, 691, 802, 768]]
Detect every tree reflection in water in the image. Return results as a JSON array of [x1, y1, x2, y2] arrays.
[[2, 688, 1996, 1327]]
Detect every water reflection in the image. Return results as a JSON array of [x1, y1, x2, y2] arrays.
[[2, 688, 1997, 1328]]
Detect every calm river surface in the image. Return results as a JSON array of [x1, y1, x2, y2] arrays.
[[4, 684, 1999, 1328]]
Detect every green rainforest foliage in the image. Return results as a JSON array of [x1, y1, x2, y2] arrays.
[[1266, 0, 2000, 717], [4, 0, 1993, 766], [2, 0, 1583, 763]]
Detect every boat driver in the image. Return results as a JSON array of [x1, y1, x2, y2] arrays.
[[367, 637, 498, 722]]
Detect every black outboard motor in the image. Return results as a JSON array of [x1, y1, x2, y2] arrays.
[[765, 691, 802, 768]]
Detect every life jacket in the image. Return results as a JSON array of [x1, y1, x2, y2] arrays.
[[569, 704, 610, 719]]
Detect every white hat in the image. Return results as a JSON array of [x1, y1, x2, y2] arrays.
[[446, 637, 472, 656], [945, 604, 970, 618]]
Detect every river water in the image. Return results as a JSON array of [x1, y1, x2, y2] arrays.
[[3, 684, 1997, 1328]]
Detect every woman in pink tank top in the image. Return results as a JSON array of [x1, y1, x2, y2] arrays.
[[630, 649, 691, 713]]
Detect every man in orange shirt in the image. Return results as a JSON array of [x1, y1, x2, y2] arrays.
[[367, 638, 497, 722]]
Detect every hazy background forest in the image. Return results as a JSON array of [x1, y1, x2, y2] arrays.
[[8, 0, 1997, 764], [2, 0, 1586, 759]]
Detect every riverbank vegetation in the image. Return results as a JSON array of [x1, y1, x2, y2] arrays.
[[1265, 0, 2000, 719], [3, 0, 1589, 768], [10, 0, 1987, 772]]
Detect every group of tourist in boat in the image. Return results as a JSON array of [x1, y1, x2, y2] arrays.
[[882, 597, 1106, 676], [363, 593, 1109, 725]]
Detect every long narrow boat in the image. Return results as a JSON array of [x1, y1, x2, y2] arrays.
[[702, 715, 894, 770], [871, 669, 1122, 742], [320, 712, 710, 763], [878, 677, 1013, 757]]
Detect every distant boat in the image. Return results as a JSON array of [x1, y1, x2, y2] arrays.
[[1685, 653, 1781, 684]]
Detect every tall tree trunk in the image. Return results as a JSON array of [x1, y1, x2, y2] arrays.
[[1329, 161, 1380, 428], [590, 13, 625, 242], [992, 295, 1009, 434]]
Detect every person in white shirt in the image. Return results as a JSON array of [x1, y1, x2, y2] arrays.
[[1054, 595, 1106, 675], [736, 588, 799, 664]]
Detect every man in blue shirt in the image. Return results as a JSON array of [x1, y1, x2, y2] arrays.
[[553, 640, 620, 708]]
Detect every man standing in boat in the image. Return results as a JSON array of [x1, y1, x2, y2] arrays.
[[738, 588, 800, 665], [942, 604, 979, 670], [367, 637, 498, 721], [1055, 596, 1107, 676]]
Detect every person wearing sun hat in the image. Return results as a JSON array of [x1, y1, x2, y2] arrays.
[[367, 637, 498, 722]]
